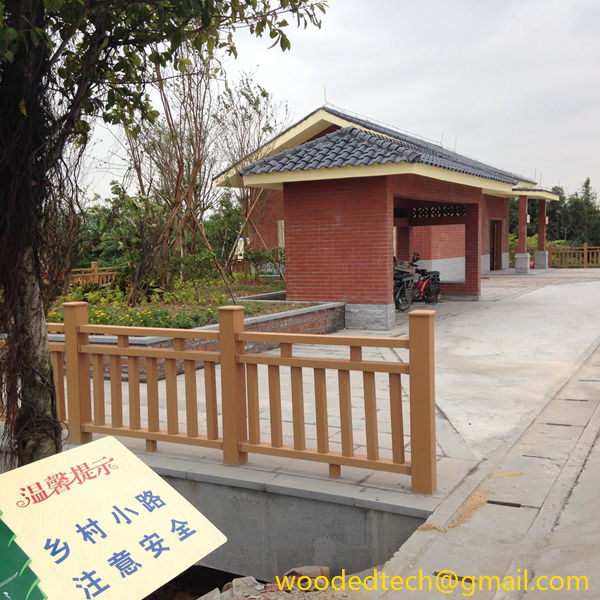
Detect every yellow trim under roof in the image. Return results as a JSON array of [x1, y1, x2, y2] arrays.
[[241, 160, 521, 197], [512, 189, 560, 201]]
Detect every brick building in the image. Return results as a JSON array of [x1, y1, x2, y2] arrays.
[[217, 107, 557, 329]]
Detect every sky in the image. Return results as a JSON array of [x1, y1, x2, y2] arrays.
[[223, 0, 600, 195], [89, 0, 600, 198]]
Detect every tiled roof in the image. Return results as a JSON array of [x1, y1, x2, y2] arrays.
[[238, 106, 536, 186], [240, 127, 421, 175]]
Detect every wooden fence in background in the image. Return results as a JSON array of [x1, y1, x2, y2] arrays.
[[70, 262, 120, 286], [549, 243, 600, 268]]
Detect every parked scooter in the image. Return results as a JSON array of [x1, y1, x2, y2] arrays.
[[411, 253, 441, 304], [393, 253, 441, 311]]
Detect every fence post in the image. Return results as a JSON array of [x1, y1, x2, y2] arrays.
[[91, 261, 99, 284], [219, 305, 248, 465], [63, 302, 92, 444], [584, 242, 588, 269], [408, 309, 436, 494]]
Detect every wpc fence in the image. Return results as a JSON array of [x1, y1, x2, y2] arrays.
[[70, 262, 120, 286], [43, 302, 437, 494], [549, 243, 600, 268]]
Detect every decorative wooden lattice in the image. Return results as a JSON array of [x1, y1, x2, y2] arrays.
[[411, 204, 466, 219]]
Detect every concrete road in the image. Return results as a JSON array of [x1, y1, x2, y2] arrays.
[[353, 268, 600, 599]]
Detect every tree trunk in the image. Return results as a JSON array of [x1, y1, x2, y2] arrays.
[[14, 247, 62, 464], [0, 0, 62, 465]]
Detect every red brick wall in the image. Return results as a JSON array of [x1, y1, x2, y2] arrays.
[[412, 224, 465, 260], [251, 189, 284, 250], [284, 177, 393, 304], [481, 194, 509, 253]]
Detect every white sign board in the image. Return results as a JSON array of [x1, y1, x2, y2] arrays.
[[0, 436, 226, 600]]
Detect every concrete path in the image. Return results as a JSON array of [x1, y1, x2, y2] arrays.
[[354, 268, 600, 599]]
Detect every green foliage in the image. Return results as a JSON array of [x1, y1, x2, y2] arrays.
[[0, 1, 326, 139], [205, 194, 244, 260]]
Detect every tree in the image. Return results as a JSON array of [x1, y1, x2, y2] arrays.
[[0, 0, 326, 466], [215, 74, 289, 276]]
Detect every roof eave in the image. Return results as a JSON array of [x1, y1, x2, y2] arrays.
[[512, 187, 560, 201], [241, 161, 518, 197]]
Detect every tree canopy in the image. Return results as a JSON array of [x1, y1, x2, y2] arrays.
[[0, 0, 326, 466]]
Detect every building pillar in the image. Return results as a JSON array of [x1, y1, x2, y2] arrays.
[[535, 198, 548, 269], [464, 203, 481, 297], [515, 195, 530, 273]]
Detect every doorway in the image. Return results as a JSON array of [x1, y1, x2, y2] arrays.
[[489, 219, 503, 271]]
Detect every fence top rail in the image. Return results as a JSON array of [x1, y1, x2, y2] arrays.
[[78, 324, 220, 340], [72, 266, 119, 272], [551, 246, 600, 251], [237, 331, 409, 349], [239, 353, 410, 374], [78, 344, 220, 362], [47, 323, 65, 334]]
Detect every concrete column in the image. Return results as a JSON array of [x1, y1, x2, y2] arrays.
[[535, 198, 549, 269], [515, 195, 530, 273]]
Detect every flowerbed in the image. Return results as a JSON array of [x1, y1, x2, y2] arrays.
[[46, 277, 305, 329]]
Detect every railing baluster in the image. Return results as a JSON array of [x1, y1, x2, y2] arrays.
[[246, 363, 260, 444], [364, 370, 379, 461], [204, 361, 218, 439], [92, 354, 105, 426], [338, 367, 353, 457], [282, 342, 305, 451], [314, 368, 328, 453], [166, 339, 180, 435], [389, 373, 405, 464], [128, 352, 141, 431], [109, 335, 126, 428], [353, 345, 379, 461], [146, 357, 159, 452], [268, 364, 283, 447], [184, 354, 198, 437]]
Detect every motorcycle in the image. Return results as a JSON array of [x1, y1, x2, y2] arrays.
[[411, 253, 441, 304], [393, 259, 415, 312], [393, 253, 440, 311]]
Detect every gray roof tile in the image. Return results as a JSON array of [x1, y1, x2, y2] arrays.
[[237, 106, 536, 186]]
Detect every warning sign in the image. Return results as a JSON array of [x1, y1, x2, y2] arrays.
[[0, 436, 226, 600]]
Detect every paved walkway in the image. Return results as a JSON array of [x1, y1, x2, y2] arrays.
[[354, 269, 600, 599]]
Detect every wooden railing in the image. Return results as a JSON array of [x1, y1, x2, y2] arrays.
[[549, 243, 600, 268], [45, 302, 436, 494], [70, 261, 120, 285]]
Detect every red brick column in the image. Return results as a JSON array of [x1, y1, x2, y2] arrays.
[[517, 195, 528, 253], [284, 176, 393, 312], [464, 203, 481, 296], [538, 199, 546, 250]]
